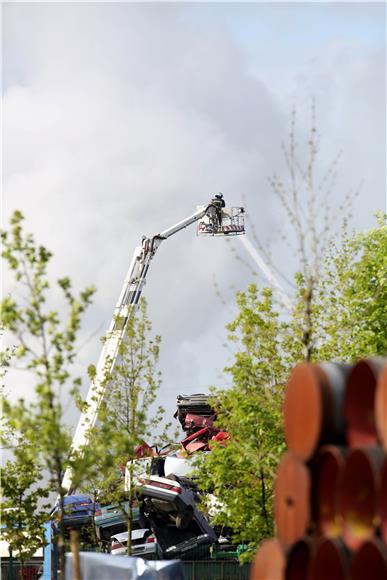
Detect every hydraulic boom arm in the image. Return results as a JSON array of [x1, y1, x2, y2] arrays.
[[63, 198, 241, 492]]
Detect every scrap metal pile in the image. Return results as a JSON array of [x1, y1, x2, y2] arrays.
[[130, 393, 231, 559], [175, 394, 230, 453], [251, 358, 387, 580], [52, 393, 234, 561]]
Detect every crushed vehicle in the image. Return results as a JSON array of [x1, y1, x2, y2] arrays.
[[174, 394, 216, 433], [175, 393, 229, 453], [156, 524, 216, 560], [110, 528, 160, 557], [123, 393, 231, 559], [95, 503, 141, 542], [137, 473, 217, 558], [51, 495, 100, 529]]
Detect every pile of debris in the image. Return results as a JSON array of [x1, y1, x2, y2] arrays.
[[124, 393, 231, 559], [175, 394, 230, 454]]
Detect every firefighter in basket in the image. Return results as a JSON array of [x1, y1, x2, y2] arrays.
[[208, 193, 226, 231]]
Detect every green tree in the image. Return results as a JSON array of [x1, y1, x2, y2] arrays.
[[196, 108, 383, 562], [196, 217, 386, 560], [1, 211, 96, 579], [195, 110, 322, 557], [1, 439, 49, 572], [196, 286, 293, 557], [85, 298, 173, 555], [315, 214, 387, 361]]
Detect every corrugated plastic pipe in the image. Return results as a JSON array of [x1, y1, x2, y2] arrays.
[[306, 538, 350, 580], [381, 455, 387, 544], [284, 362, 350, 461], [250, 538, 285, 580], [351, 538, 387, 580], [274, 452, 310, 548], [311, 445, 345, 538], [338, 446, 384, 550], [344, 358, 385, 447], [375, 362, 387, 451], [285, 538, 312, 580]]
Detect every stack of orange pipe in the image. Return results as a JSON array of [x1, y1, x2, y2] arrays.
[[251, 359, 387, 580]]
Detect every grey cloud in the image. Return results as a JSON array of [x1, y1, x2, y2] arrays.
[[4, 4, 281, 420], [3, 3, 385, 427]]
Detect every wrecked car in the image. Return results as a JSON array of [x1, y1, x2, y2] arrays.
[[95, 502, 141, 542], [110, 528, 160, 558], [137, 473, 217, 558]]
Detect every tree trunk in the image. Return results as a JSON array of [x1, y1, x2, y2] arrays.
[[8, 545, 14, 580], [260, 468, 271, 535], [127, 460, 134, 556], [70, 529, 81, 580], [302, 282, 314, 362], [58, 493, 66, 580]]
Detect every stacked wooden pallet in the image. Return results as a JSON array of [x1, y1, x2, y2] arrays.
[[251, 358, 387, 580]]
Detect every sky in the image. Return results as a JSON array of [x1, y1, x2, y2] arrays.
[[2, 2, 386, 432]]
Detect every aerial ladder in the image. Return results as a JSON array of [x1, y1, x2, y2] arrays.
[[62, 195, 245, 492]]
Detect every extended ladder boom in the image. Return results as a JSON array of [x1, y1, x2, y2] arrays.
[[62, 203, 218, 491]]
